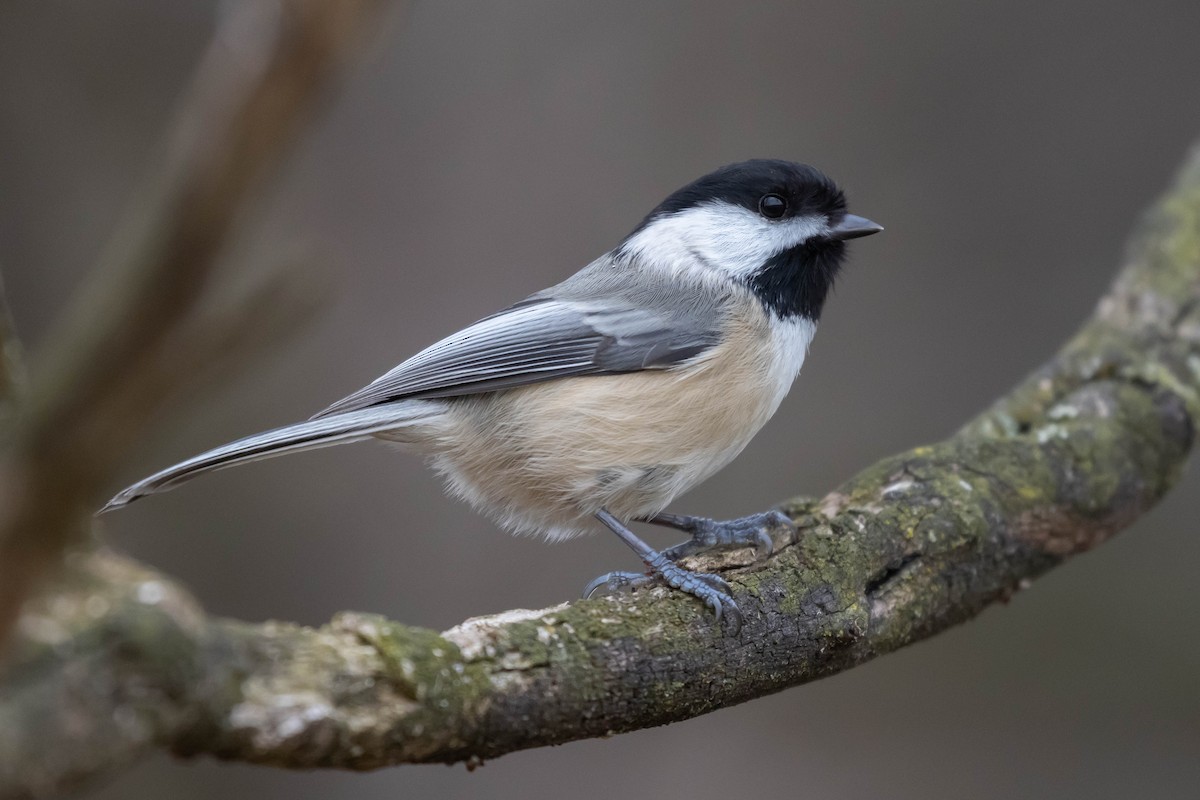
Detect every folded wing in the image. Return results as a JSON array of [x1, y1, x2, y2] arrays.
[[313, 295, 721, 418]]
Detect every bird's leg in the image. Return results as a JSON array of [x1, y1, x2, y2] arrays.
[[642, 509, 793, 562], [583, 508, 741, 634]]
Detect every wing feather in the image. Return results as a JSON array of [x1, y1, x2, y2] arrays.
[[312, 296, 719, 418]]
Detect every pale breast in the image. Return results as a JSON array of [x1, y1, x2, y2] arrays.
[[428, 299, 815, 540]]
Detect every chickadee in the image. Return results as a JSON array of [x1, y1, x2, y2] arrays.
[[103, 159, 881, 631]]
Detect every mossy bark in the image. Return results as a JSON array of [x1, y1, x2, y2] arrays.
[[3, 149, 1200, 799]]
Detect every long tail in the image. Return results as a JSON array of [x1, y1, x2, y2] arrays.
[[100, 404, 438, 513]]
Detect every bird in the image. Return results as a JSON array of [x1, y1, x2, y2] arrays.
[[102, 159, 881, 632]]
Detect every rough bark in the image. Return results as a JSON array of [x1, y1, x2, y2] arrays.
[[2, 138, 1198, 797]]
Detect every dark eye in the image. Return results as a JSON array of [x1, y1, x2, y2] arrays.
[[758, 194, 787, 219]]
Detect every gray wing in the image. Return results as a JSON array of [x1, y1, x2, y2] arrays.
[[312, 294, 721, 418]]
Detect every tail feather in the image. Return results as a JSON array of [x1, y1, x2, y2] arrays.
[[100, 404, 436, 513]]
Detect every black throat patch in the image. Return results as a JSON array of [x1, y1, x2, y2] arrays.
[[745, 239, 846, 321]]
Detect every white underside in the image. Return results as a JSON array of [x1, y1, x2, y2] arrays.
[[384, 310, 816, 541]]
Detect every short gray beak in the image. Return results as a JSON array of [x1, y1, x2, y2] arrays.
[[829, 213, 884, 241]]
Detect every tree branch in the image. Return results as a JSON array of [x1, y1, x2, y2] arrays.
[[0, 0, 395, 650], [2, 137, 1199, 796]]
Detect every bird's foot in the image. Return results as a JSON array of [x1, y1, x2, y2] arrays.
[[583, 555, 742, 634], [651, 509, 794, 563]]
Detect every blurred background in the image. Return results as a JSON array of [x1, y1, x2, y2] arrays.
[[3, 1, 1200, 797]]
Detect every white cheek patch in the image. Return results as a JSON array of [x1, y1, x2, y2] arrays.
[[623, 203, 829, 278]]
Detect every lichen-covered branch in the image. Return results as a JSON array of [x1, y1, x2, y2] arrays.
[[2, 143, 1199, 798], [0, 0, 395, 651]]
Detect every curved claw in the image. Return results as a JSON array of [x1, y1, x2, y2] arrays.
[[752, 528, 775, 559], [582, 570, 646, 599], [699, 588, 742, 635], [715, 598, 742, 635], [758, 509, 798, 556], [652, 559, 742, 633]]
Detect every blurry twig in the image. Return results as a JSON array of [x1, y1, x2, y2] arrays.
[[0, 0, 395, 648], [0, 272, 27, 437]]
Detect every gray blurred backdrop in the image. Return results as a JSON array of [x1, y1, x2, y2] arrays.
[[3, 1, 1200, 798]]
